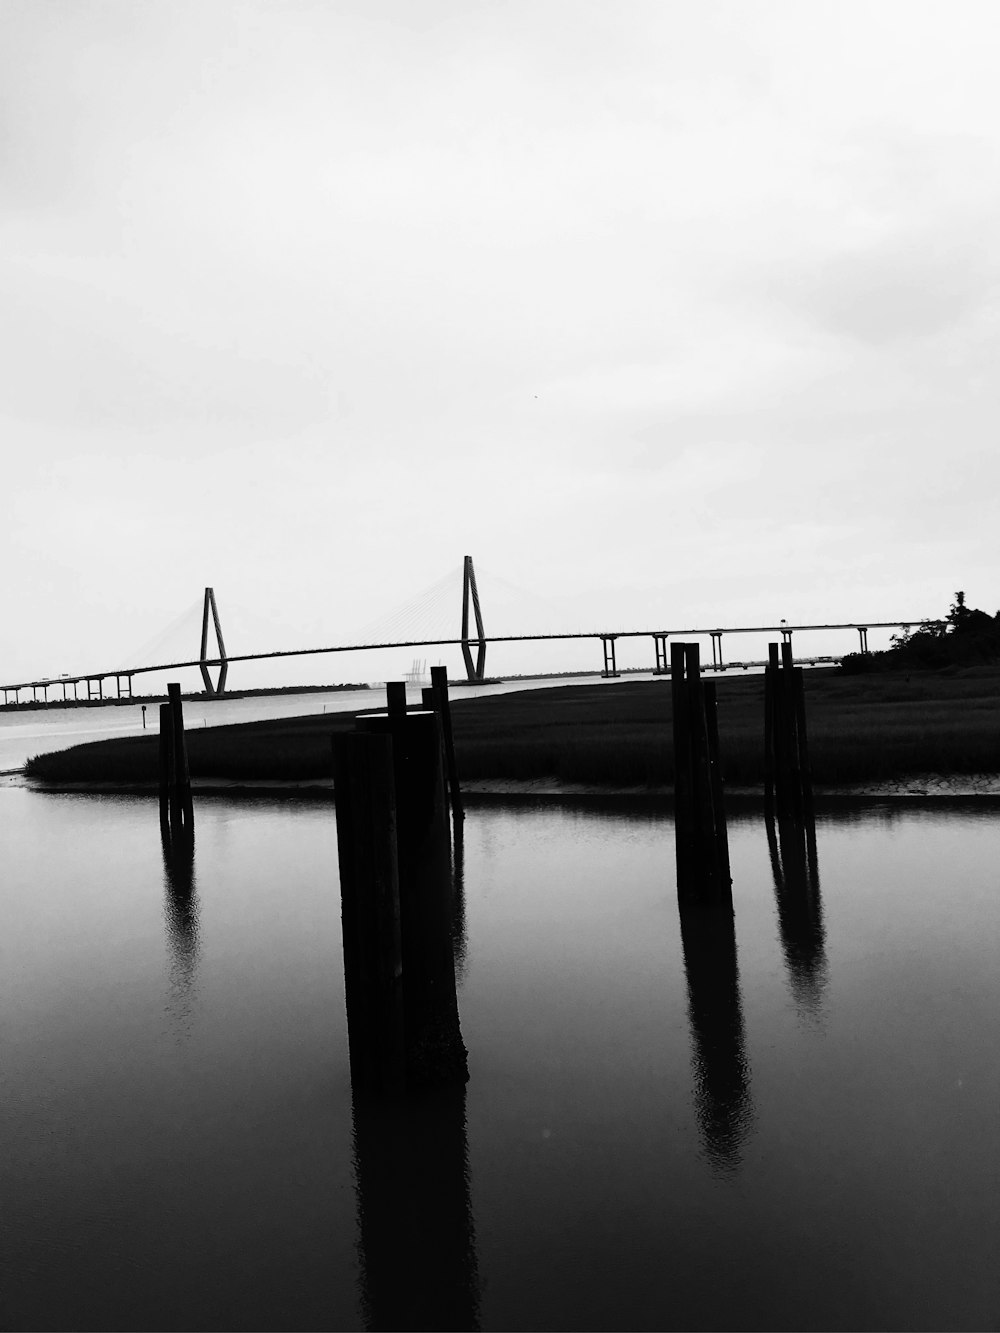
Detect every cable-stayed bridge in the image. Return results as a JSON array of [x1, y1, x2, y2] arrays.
[[2, 556, 926, 705]]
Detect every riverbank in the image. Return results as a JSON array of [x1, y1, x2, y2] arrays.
[[21, 665, 1000, 789], [14, 771, 1000, 800]]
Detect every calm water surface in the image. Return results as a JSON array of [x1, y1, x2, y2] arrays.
[[1, 791, 998, 1331]]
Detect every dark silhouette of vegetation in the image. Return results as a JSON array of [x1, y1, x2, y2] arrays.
[[840, 592, 1000, 674]]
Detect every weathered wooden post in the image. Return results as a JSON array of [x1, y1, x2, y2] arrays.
[[158, 702, 174, 834], [336, 682, 479, 1321], [704, 680, 731, 887], [358, 703, 466, 1087], [332, 730, 405, 1095], [336, 682, 467, 1092], [763, 643, 812, 819], [166, 683, 194, 829], [386, 680, 407, 719], [671, 642, 695, 890], [766, 644, 781, 808], [671, 643, 731, 905], [791, 646, 812, 818], [430, 664, 464, 823]]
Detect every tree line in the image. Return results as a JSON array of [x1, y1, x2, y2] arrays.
[[840, 592, 1000, 672]]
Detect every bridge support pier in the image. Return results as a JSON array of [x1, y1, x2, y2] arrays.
[[601, 635, 620, 678], [781, 627, 793, 661], [199, 588, 229, 695], [858, 627, 869, 654], [460, 557, 487, 682], [653, 634, 669, 674], [710, 632, 725, 672]]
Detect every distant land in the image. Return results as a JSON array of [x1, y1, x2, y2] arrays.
[[1, 681, 370, 711]]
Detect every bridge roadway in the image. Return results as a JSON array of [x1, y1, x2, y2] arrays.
[[2, 619, 924, 704]]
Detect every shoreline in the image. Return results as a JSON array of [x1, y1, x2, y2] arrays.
[[8, 772, 1000, 799], [18, 670, 1000, 796]]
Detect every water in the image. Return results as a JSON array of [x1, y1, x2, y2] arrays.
[[1, 790, 998, 1331]]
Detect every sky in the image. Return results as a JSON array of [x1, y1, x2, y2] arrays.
[[3, 0, 1000, 692]]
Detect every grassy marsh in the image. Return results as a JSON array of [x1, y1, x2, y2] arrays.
[[22, 666, 1000, 788]]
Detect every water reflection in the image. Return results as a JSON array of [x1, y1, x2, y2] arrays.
[[451, 823, 469, 985], [160, 823, 199, 1035], [678, 902, 754, 1176], [342, 797, 480, 1329], [352, 1084, 480, 1331], [766, 812, 827, 1021]]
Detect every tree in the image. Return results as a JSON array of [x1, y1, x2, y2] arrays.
[[843, 591, 1000, 673]]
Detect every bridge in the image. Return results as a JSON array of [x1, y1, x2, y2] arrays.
[[1, 556, 926, 706]]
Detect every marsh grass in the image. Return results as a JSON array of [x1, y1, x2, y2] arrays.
[[23, 666, 1000, 787]]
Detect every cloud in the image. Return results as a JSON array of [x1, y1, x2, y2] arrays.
[[3, 1, 1000, 679], [791, 237, 996, 345]]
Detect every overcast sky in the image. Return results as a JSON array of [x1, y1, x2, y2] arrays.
[[3, 0, 999, 689]]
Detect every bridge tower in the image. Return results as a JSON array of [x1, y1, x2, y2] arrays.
[[199, 587, 229, 695], [461, 556, 487, 682]]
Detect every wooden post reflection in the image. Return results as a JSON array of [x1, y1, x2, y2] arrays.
[[678, 902, 753, 1175], [347, 793, 479, 1330], [766, 808, 827, 1019], [351, 1084, 480, 1332], [451, 822, 469, 986], [160, 821, 199, 1030]]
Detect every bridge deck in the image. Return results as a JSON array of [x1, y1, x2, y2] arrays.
[[1, 620, 923, 695]]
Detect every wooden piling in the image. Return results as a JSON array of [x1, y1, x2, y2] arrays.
[[419, 671, 464, 825], [763, 643, 812, 819], [793, 666, 814, 821], [686, 653, 716, 871], [333, 730, 405, 1095], [158, 702, 174, 833], [671, 643, 694, 891], [386, 680, 407, 719], [430, 665, 464, 823], [167, 683, 193, 828], [355, 705, 467, 1089], [704, 682, 731, 888], [671, 643, 731, 905], [768, 639, 784, 805]]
